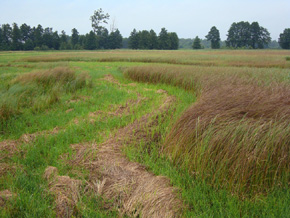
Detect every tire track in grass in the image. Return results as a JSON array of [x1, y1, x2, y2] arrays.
[[67, 74, 183, 217]]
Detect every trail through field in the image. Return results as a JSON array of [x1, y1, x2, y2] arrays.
[[42, 74, 183, 217]]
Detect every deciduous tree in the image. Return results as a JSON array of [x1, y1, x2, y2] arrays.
[[226, 21, 271, 48], [206, 26, 220, 49], [90, 8, 110, 35], [278, 28, 290, 49]]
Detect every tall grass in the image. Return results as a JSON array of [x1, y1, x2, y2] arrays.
[[124, 65, 290, 196], [0, 67, 91, 125]]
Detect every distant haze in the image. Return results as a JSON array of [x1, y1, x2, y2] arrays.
[[0, 0, 289, 40]]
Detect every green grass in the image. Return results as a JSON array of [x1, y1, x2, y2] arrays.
[[0, 50, 290, 217]]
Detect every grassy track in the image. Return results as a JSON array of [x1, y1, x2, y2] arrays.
[[0, 50, 290, 217]]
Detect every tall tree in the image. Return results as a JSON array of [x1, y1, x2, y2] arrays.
[[148, 29, 158, 49], [85, 31, 97, 50], [226, 21, 271, 48], [20, 24, 34, 50], [90, 8, 110, 35], [169, 32, 179, 50], [20, 23, 32, 42], [99, 28, 109, 49], [192, 36, 202, 49], [158, 28, 170, 50], [60, 30, 70, 50], [139, 30, 150, 49], [11, 23, 22, 50], [108, 29, 122, 49], [33, 24, 43, 47], [278, 28, 290, 49], [1, 24, 12, 50], [128, 29, 140, 49], [71, 28, 79, 48], [0, 26, 3, 49], [60, 30, 68, 44], [43, 27, 53, 48], [250, 22, 271, 48], [226, 21, 251, 48], [52, 31, 60, 50], [250, 22, 261, 49], [206, 26, 221, 49]]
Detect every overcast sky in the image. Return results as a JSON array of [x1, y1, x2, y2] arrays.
[[0, 0, 289, 40]]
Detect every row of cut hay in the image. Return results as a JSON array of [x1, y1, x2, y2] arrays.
[[0, 67, 91, 124], [124, 65, 290, 196]]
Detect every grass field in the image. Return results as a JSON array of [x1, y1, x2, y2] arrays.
[[0, 49, 290, 217]]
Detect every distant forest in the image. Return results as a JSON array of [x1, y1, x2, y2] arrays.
[[0, 17, 289, 51]]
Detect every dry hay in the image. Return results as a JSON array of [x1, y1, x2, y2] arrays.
[[0, 190, 16, 207], [70, 93, 182, 217], [44, 166, 82, 218]]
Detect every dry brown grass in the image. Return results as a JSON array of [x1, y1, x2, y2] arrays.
[[68, 92, 182, 217], [44, 166, 83, 218], [165, 82, 290, 193]]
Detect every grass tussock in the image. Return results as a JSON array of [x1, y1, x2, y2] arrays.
[[125, 65, 290, 195], [0, 67, 91, 124]]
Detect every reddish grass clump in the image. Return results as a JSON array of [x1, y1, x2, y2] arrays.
[[165, 82, 290, 194], [124, 65, 290, 195]]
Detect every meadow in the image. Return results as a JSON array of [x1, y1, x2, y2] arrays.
[[0, 49, 289, 217]]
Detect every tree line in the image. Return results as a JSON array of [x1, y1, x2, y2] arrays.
[[0, 7, 289, 51], [192, 21, 290, 49], [128, 28, 179, 50], [0, 23, 123, 51]]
